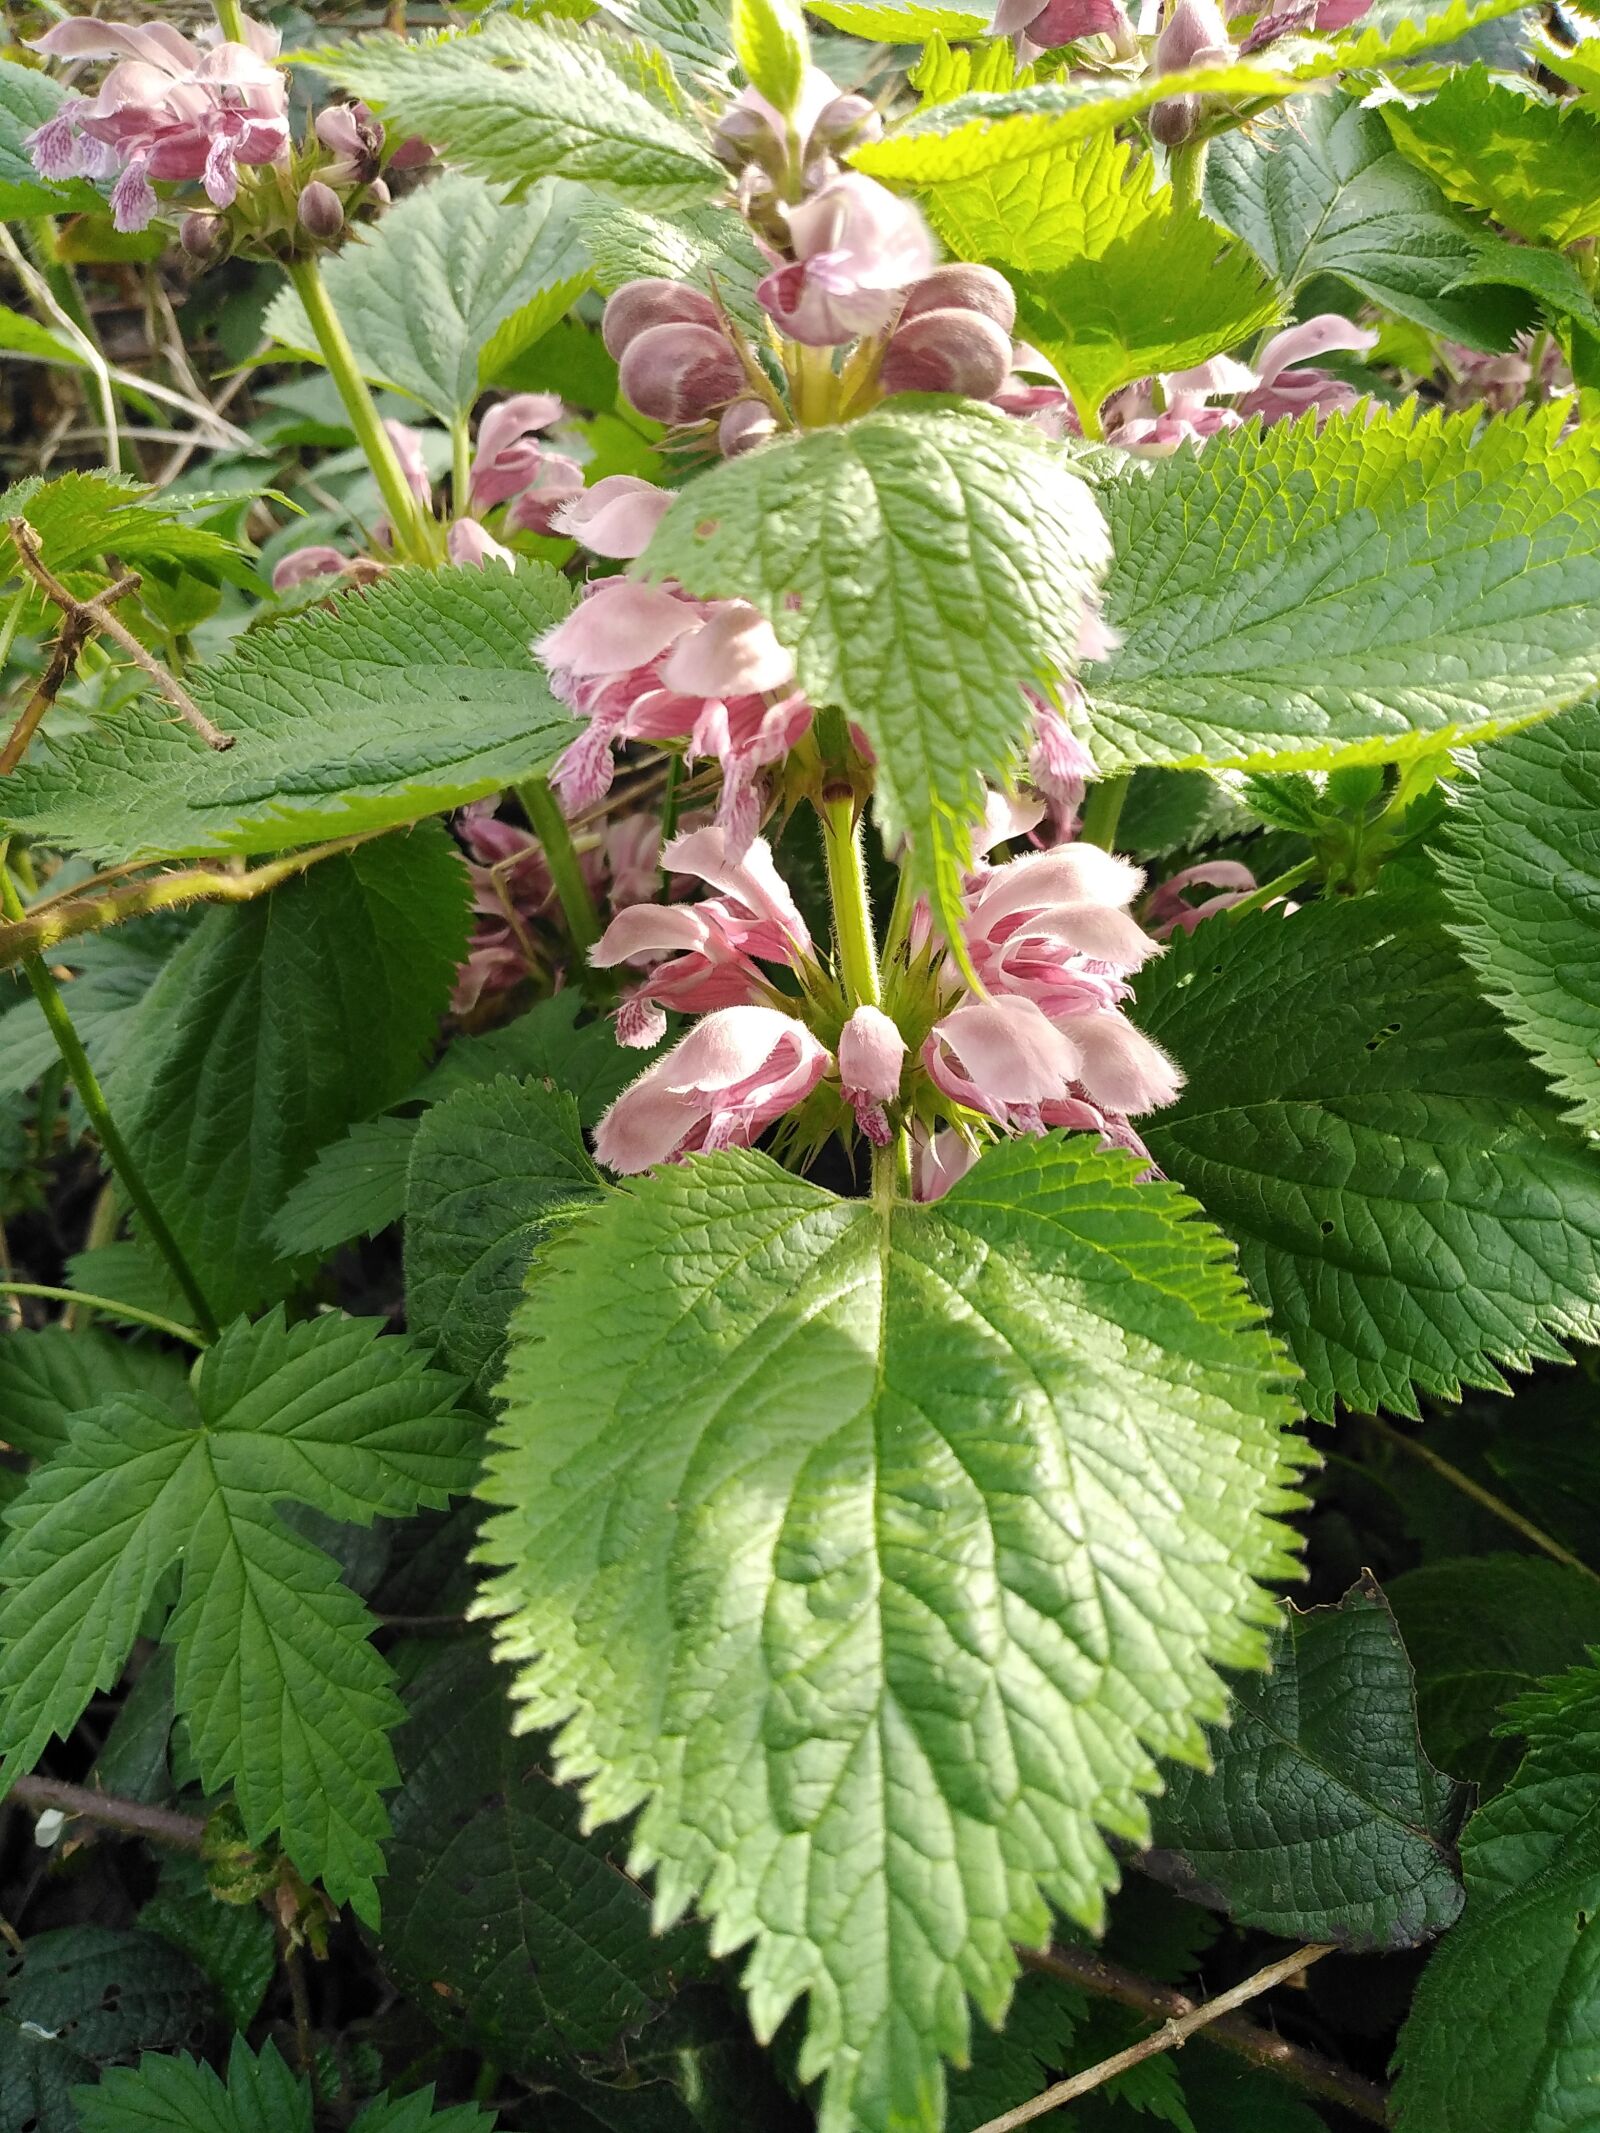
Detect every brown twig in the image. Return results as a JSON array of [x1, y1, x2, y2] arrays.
[[1019, 1944, 1389, 2127], [8, 1774, 206, 1853], [1365, 1415, 1600, 1581], [0, 569, 139, 775], [6, 519, 233, 753], [0, 829, 388, 969]]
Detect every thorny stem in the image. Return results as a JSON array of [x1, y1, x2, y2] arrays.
[[0, 1283, 205, 1347], [8, 1775, 206, 1853], [1366, 1416, 1600, 1582], [1020, 1944, 1388, 2127], [517, 775, 602, 956], [1079, 773, 1130, 851], [287, 258, 436, 566], [1, 855, 220, 1340]]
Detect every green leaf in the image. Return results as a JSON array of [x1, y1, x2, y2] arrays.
[[0, 1325, 188, 1463], [404, 1077, 600, 1395], [1145, 1577, 1466, 1949], [476, 1138, 1306, 2133], [1207, 93, 1556, 348], [0, 60, 103, 220], [2, 1927, 210, 2133], [946, 1971, 1085, 2133], [354, 2089, 500, 2133], [0, 1311, 478, 1919], [269, 1115, 421, 1260], [75, 2038, 310, 2133], [1393, 1661, 1600, 2133], [812, 0, 988, 34], [732, 0, 808, 123], [1133, 891, 1600, 1420], [1085, 407, 1600, 776], [575, 193, 767, 336], [598, 0, 737, 96], [381, 1643, 693, 2068], [142, 1863, 277, 2032], [109, 832, 467, 1323], [642, 402, 1110, 954], [0, 566, 577, 865], [1387, 1555, 1600, 1794], [263, 172, 589, 425], [1382, 66, 1600, 247], [0, 473, 255, 604], [310, 19, 722, 201], [1437, 705, 1600, 1130], [993, 132, 1280, 422], [0, 925, 179, 1103]]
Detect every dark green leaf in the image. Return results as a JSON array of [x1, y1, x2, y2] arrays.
[[0, 1326, 188, 1464], [75, 2037, 310, 2133]]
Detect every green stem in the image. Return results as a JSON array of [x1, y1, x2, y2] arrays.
[[286, 258, 435, 566], [450, 414, 472, 517], [658, 752, 683, 853], [517, 775, 602, 956], [0, 1283, 205, 1348], [1079, 773, 1130, 851], [214, 0, 248, 41], [1168, 137, 1209, 214], [1366, 1417, 1600, 1582], [819, 793, 881, 1010], [0, 862, 219, 1342], [1225, 855, 1317, 923]]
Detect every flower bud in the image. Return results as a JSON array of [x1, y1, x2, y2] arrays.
[[297, 180, 344, 240], [881, 307, 1014, 399], [718, 398, 778, 457], [1155, 0, 1231, 69], [601, 277, 720, 360], [618, 321, 745, 425], [180, 211, 220, 260], [1150, 93, 1198, 146], [898, 264, 1017, 335], [712, 103, 782, 171], [811, 92, 882, 149]]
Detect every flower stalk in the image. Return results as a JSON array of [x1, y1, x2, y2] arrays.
[[517, 774, 603, 957]]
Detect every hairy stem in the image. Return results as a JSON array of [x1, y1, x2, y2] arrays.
[[214, 0, 249, 40], [518, 775, 602, 956], [1019, 1943, 1386, 2127], [1079, 773, 1130, 851], [1366, 1416, 1600, 1581], [9, 1774, 206, 1853], [451, 413, 473, 515], [0, 860, 219, 1341], [1168, 136, 1209, 214], [1225, 855, 1318, 923], [820, 793, 882, 1010], [287, 259, 435, 566], [0, 1282, 205, 1347]]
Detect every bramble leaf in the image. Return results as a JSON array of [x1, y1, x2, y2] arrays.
[[310, 18, 723, 201], [642, 402, 1110, 954], [1146, 1578, 1467, 1949], [1382, 66, 1600, 247], [1133, 892, 1600, 1420], [0, 1312, 478, 1919], [0, 1325, 187, 1464], [0, 566, 577, 864], [269, 1116, 422, 1261], [1393, 1662, 1600, 2133], [1437, 704, 1600, 1130], [109, 832, 468, 1323], [264, 172, 589, 425], [476, 1138, 1305, 2133], [1084, 407, 1600, 776]]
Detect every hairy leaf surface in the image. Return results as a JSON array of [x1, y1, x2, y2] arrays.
[[476, 1139, 1305, 2133]]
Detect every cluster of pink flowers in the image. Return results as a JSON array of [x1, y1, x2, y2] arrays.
[[997, 0, 1370, 68], [26, 14, 289, 233]]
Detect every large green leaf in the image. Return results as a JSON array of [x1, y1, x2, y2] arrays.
[[109, 831, 467, 1329], [1437, 705, 1600, 1130], [1382, 66, 1600, 247], [404, 1076, 600, 1396], [1084, 407, 1600, 776], [575, 192, 766, 336], [0, 1325, 187, 1464], [0, 1312, 478, 1919], [476, 1138, 1305, 2133], [1393, 1662, 1600, 2133], [1146, 1578, 1466, 1949], [263, 172, 589, 425], [311, 17, 722, 201], [1134, 892, 1600, 1420], [1387, 1555, 1600, 1794], [939, 130, 1279, 423], [382, 1643, 695, 2068], [1207, 93, 1587, 348], [642, 401, 1109, 953], [0, 566, 577, 864]]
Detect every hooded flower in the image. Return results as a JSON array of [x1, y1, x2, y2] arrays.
[[1144, 859, 1258, 936], [468, 394, 566, 511], [551, 476, 675, 560], [1106, 315, 1378, 450], [594, 1005, 830, 1172], [757, 172, 936, 346], [838, 1004, 907, 1145]]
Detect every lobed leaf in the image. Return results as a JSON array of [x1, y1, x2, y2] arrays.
[[476, 1138, 1306, 2133], [1381, 65, 1600, 246]]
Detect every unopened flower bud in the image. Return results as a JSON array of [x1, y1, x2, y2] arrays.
[[718, 398, 778, 457], [881, 307, 1015, 399], [297, 180, 344, 240], [601, 277, 720, 360], [365, 177, 391, 209], [811, 92, 882, 149], [712, 103, 781, 171], [1155, 0, 1231, 70], [180, 212, 220, 260], [618, 321, 745, 425], [1151, 93, 1199, 146], [898, 264, 1017, 335]]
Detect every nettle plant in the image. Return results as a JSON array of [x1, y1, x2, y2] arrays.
[[0, 0, 1597, 2125]]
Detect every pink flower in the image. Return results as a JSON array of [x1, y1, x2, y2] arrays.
[[963, 845, 1160, 992], [714, 67, 846, 166], [1144, 860, 1257, 937], [272, 545, 347, 592], [758, 173, 936, 346], [925, 995, 1084, 1131], [552, 477, 674, 560], [594, 1006, 830, 1172], [503, 455, 585, 535], [1237, 316, 1380, 424], [994, 0, 1137, 51], [448, 519, 516, 570], [383, 419, 434, 508], [469, 394, 565, 511], [911, 1125, 979, 1202], [30, 14, 289, 231], [838, 1005, 906, 1145]]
